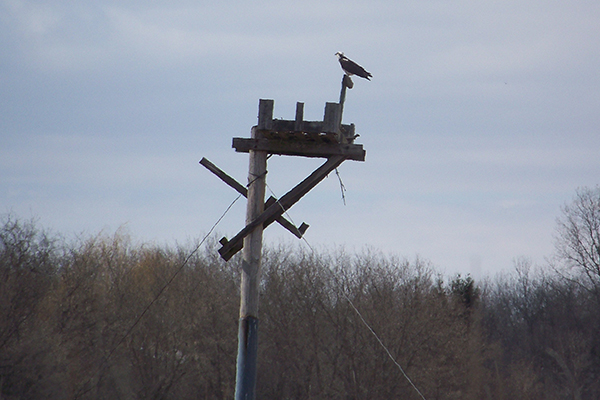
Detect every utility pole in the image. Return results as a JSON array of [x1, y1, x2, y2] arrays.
[[235, 113, 267, 400], [201, 77, 365, 400]]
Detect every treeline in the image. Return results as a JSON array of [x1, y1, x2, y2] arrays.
[[1, 189, 599, 399]]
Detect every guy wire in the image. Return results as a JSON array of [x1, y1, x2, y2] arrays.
[[265, 182, 428, 400], [74, 192, 243, 398]]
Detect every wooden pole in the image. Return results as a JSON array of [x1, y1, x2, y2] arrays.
[[339, 75, 349, 119], [338, 75, 351, 143], [235, 106, 268, 400]]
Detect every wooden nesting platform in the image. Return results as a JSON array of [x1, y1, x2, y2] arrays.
[[232, 99, 366, 162], [262, 128, 338, 143]]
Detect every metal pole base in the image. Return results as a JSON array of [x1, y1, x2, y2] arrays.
[[235, 316, 259, 400]]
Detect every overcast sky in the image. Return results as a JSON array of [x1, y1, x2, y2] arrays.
[[2, 0, 599, 278]]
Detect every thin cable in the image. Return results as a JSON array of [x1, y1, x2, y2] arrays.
[[108, 193, 243, 357], [343, 291, 427, 400], [317, 244, 427, 399], [75, 193, 243, 398], [324, 247, 427, 400], [266, 180, 426, 399]]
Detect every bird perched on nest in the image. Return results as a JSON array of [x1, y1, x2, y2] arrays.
[[335, 52, 372, 81]]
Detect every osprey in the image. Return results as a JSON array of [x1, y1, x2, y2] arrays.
[[335, 52, 372, 80]]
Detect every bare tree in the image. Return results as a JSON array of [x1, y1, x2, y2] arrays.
[[555, 186, 600, 300], [0, 216, 58, 399]]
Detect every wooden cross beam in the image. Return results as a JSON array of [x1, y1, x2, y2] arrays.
[[218, 154, 346, 261], [199, 157, 309, 239], [232, 136, 365, 160]]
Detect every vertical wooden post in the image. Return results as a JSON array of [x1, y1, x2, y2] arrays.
[[324, 102, 342, 137], [339, 74, 352, 118], [338, 75, 351, 142], [294, 102, 304, 132], [235, 102, 270, 400]]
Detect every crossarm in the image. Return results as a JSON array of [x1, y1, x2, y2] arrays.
[[218, 155, 346, 260], [200, 157, 309, 239]]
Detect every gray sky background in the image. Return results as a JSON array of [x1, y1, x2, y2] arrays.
[[2, 0, 599, 278]]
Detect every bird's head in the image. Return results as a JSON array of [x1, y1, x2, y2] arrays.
[[335, 51, 344, 59]]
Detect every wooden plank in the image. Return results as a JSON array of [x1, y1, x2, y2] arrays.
[[232, 138, 366, 161], [257, 99, 274, 130], [199, 157, 309, 239], [266, 119, 354, 135], [200, 157, 247, 197], [219, 155, 346, 260], [265, 196, 309, 238], [294, 102, 304, 132], [323, 102, 341, 134], [269, 119, 321, 133]]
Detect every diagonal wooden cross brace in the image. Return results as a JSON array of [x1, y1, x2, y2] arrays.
[[199, 157, 309, 239], [217, 155, 346, 261]]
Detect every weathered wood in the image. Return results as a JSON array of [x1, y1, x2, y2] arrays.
[[199, 157, 309, 238], [232, 138, 365, 161], [200, 157, 248, 197], [294, 102, 304, 132], [339, 123, 357, 143], [252, 98, 362, 146], [339, 76, 349, 142], [264, 196, 309, 238], [240, 131, 265, 318], [235, 124, 266, 400], [257, 99, 274, 130], [219, 155, 346, 260], [266, 119, 354, 135], [342, 74, 353, 89], [323, 102, 341, 135]]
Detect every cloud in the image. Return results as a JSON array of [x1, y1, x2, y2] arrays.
[[2, 1, 373, 73], [2, 0, 600, 276]]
